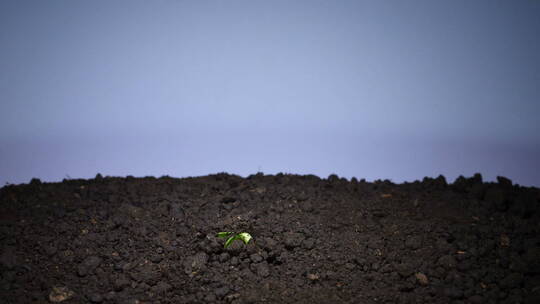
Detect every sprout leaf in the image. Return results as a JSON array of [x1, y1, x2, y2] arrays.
[[237, 232, 252, 244], [224, 236, 238, 248], [216, 232, 234, 238]]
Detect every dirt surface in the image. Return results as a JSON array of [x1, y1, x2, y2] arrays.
[[1, 173, 539, 303]]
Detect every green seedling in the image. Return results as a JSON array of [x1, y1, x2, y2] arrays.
[[216, 231, 252, 249]]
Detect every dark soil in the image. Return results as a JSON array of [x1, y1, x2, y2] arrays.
[[1, 173, 539, 303]]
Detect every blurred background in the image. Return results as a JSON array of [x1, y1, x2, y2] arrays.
[[1, 0, 539, 187]]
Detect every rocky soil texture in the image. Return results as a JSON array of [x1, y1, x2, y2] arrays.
[[1, 173, 539, 303]]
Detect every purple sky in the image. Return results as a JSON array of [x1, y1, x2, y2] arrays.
[[1, 0, 539, 187]]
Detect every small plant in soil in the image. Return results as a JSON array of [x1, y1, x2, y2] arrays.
[[216, 231, 252, 248]]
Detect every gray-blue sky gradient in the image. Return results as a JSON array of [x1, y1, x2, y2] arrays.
[[1, 0, 539, 186]]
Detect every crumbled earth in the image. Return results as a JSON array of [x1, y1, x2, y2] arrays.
[[0, 173, 539, 303]]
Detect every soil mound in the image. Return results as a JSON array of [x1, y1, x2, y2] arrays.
[[1, 173, 539, 303]]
